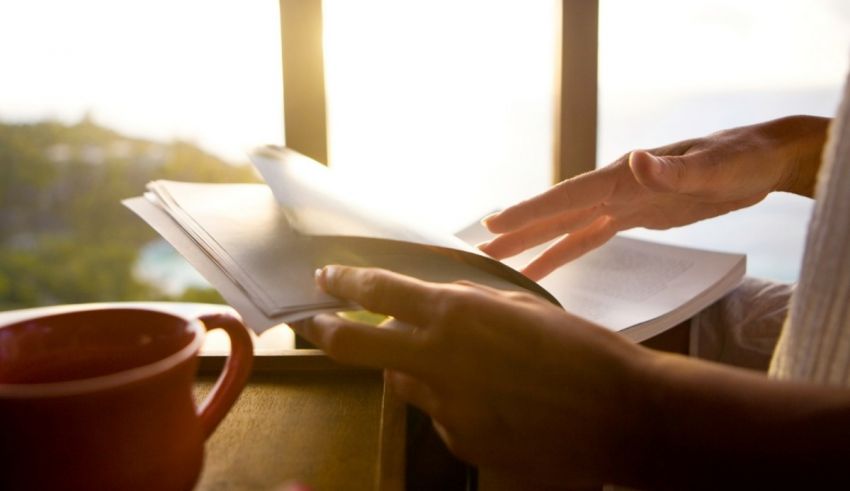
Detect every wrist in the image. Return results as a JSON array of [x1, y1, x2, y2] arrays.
[[762, 115, 830, 197], [602, 343, 665, 488]]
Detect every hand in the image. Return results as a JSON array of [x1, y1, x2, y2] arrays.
[[479, 116, 829, 280], [295, 265, 653, 487]]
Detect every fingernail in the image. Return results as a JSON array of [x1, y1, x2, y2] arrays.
[[313, 266, 337, 290], [481, 212, 499, 228], [314, 267, 330, 291], [321, 265, 338, 289]]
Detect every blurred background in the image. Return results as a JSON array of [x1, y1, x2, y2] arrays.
[[1, 0, 848, 310]]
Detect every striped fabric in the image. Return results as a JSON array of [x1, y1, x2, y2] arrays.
[[769, 70, 850, 384]]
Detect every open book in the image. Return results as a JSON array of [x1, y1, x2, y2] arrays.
[[124, 146, 745, 343]]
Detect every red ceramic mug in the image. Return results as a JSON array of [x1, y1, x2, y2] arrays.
[[0, 307, 254, 490]]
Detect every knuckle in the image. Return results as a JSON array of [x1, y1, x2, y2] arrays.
[[358, 270, 389, 306], [431, 289, 462, 321], [503, 290, 540, 305], [359, 271, 380, 297], [451, 280, 477, 289]]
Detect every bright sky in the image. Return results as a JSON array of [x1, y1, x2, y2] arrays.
[[1, 0, 849, 230], [0, 0, 283, 164], [599, 0, 850, 93]]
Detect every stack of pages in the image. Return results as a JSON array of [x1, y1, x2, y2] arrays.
[[124, 147, 745, 342]]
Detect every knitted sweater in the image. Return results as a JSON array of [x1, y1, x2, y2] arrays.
[[770, 69, 850, 384]]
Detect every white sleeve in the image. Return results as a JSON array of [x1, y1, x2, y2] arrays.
[[691, 277, 793, 371]]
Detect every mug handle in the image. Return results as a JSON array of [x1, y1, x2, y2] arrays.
[[196, 312, 254, 438]]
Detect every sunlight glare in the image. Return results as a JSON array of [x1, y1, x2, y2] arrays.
[[322, 0, 557, 232]]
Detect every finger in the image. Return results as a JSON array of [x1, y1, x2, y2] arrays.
[[385, 369, 441, 416], [315, 265, 437, 326], [520, 216, 619, 280], [288, 319, 310, 332], [378, 317, 418, 333], [316, 267, 527, 343], [482, 165, 620, 234], [478, 207, 601, 259], [629, 149, 711, 195], [450, 280, 506, 296], [296, 313, 424, 371]]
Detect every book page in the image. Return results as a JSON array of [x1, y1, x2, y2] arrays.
[[457, 221, 745, 339], [126, 178, 743, 340], [249, 147, 479, 254], [123, 196, 305, 332], [145, 182, 342, 316], [128, 183, 554, 330]]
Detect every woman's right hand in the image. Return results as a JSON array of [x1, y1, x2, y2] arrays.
[[479, 115, 829, 280]]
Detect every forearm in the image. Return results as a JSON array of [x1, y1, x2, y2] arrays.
[[762, 115, 830, 198], [627, 352, 850, 489]]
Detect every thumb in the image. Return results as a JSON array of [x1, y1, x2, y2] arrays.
[[629, 150, 698, 193]]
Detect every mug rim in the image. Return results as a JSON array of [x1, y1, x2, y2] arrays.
[[0, 306, 205, 399]]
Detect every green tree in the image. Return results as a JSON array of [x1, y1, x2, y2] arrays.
[[0, 116, 259, 310]]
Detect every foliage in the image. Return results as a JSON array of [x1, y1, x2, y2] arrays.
[[174, 287, 227, 305], [0, 116, 259, 310]]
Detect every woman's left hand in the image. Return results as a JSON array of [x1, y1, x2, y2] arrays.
[[294, 265, 654, 487]]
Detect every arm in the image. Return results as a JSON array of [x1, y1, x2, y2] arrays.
[[638, 352, 850, 489], [297, 265, 850, 489], [767, 114, 830, 197], [480, 115, 830, 280]]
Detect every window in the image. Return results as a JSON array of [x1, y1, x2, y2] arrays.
[[0, 0, 282, 307], [3, 0, 846, 311], [322, 0, 558, 233], [599, 0, 850, 281]]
